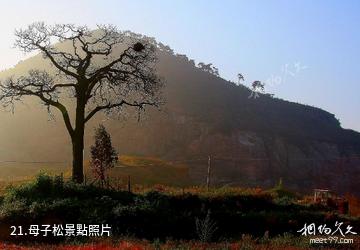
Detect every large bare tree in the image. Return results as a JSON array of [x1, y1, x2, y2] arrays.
[[0, 23, 164, 183]]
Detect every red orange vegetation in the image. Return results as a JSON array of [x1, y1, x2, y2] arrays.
[[1, 238, 359, 250]]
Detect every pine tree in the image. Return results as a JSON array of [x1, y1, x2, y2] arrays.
[[90, 125, 118, 186]]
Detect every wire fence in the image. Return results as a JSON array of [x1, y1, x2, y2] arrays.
[[169, 155, 360, 164], [0, 154, 359, 192], [0, 154, 359, 166]]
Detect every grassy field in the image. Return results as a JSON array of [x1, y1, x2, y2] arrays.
[[0, 156, 359, 249], [0, 155, 193, 193], [0, 174, 358, 249], [106, 155, 192, 187]]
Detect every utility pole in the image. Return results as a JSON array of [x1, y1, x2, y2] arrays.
[[206, 155, 211, 191]]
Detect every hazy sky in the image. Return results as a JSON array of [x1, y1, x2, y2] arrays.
[[0, 0, 359, 131]]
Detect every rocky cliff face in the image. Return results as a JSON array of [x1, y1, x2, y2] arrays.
[[0, 35, 359, 195], [186, 130, 360, 195], [104, 113, 360, 195]]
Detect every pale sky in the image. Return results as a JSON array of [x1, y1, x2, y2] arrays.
[[0, 0, 359, 131]]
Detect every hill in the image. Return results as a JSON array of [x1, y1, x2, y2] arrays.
[[0, 32, 359, 195]]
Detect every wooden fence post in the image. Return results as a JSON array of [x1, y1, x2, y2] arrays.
[[206, 155, 211, 191], [127, 175, 131, 193]]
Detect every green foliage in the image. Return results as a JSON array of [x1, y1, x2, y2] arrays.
[[273, 196, 294, 206], [90, 125, 118, 183], [267, 179, 298, 206], [0, 198, 27, 218], [0, 175, 359, 243]]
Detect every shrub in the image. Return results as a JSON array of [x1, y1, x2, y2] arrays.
[[273, 196, 294, 206], [195, 210, 217, 242], [1, 175, 359, 243], [0, 198, 27, 218]]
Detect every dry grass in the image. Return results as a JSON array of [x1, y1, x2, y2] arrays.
[[84, 155, 192, 187], [1, 237, 359, 250]]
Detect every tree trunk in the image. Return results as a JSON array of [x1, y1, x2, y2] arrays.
[[72, 130, 84, 183], [72, 97, 86, 183]]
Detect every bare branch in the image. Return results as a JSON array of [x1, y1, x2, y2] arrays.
[[0, 71, 75, 137], [85, 100, 159, 123], [3, 22, 164, 137], [14, 23, 81, 79], [1, 22, 165, 183]]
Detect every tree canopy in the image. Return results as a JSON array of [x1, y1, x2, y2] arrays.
[[0, 22, 164, 183]]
